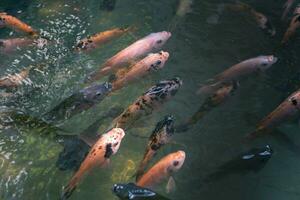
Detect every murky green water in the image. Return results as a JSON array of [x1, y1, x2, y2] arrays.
[[1, 0, 300, 199]]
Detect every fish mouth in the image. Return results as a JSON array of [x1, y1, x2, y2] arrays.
[[113, 128, 125, 139], [162, 31, 172, 38], [268, 55, 278, 64], [160, 51, 169, 59]]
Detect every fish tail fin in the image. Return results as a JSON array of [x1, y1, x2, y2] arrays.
[[61, 176, 79, 199], [136, 150, 155, 182], [62, 168, 85, 199]]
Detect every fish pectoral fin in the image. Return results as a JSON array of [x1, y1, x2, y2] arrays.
[[166, 176, 176, 193]]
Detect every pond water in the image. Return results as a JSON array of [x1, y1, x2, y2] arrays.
[[1, 0, 300, 199]]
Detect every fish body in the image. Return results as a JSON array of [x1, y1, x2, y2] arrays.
[[0, 66, 33, 89], [86, 31, 171, 82], [112, 183, 170, 200], [227, 3, 275, 36], [44, 82, 112, 122], [136, 115, 175, 181], [197, 55, 277, 95], [281, 14, 300, 44], [111, 51, 169, 91], [178, 82, 237, 132], [75, 27, 132, 52], [204, 145, 272, 183], [247, 89, 300, 139], [136, 150, 185, 190], [0, 12, 38, 36], [176, 0, 193, 17], [112, 78, 182, 130], [0, 37, 47, 53], [282, 0, 295, 20], [62, 128, 125, 199]]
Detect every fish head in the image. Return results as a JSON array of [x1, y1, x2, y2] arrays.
[[104, 128, 126, 157], [257, 55, 278, 71], [288, 91, 300, 109], [112, 183, 156, 199], [147, 51, 170, 71], [149, 31, 172, 50], [81, 82, 112, 103], [255, 13, 276, 36], [153, 115, 175, 138], [167, 150, 186, 173], [144, 77, 182, 101]]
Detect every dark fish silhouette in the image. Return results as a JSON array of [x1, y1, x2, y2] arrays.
[[112, 183, 170, 200], [203, 145, 273, 184], [43, 82, 112, 122], [100, 0, 117, 11], [177, 82, 237, 132]]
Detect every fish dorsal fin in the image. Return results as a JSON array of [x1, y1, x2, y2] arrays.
[[166, 176, 176, 193], [0, 12, 7, 15]]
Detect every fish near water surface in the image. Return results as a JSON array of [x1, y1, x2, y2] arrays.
[[136, 115, 175, 182], [43, 82, 112, 122], [203, 145, 273, 184], [0, 12, 38, 36], [112, 183, 170, 200], [111, 51, 170, 91], [178, 82, 238, 132], [86, 31, 171, 82], [197, 55, 278, 95], [111, 78, 182, 130], [136, 150, 186, 193], [0, 65, 35, 89], [246, 89, 300, 140], [75, 27, 133, 52], [62, 128, 125, 199], [0, 37, 47, 53]]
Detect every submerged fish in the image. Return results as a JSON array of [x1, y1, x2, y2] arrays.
[[0, 65, 34, 89], [281, 14, 300, 45], [137, 150, 186, 193], [136, 115, 175, 182], [111, 78, 182, 130], [176, 0, 193, 17], [197, 55, 278, 95], [178, 82, 238, 132], [75, 27, 133, 52], [62, 128, 125, 199], [282, 0, 295, 21], [203, 145, 272, 184], [43, 82, 112, 122], [100, 0, 117, 11], [0, 37, 47, 53], [0, 12, 38, 36], [112, 183, 170, 200], [246, 89, 300, 139], [86, 31, 171, 82], [227, 2, 276, 36], [111, 51, 169, 91]]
